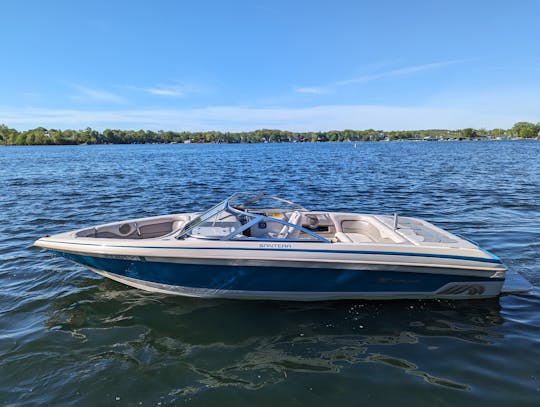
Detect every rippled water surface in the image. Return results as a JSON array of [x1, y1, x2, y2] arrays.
[[1, 141, 539, 406]]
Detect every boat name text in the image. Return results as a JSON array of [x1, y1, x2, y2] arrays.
[[259, 243, 292, 249]]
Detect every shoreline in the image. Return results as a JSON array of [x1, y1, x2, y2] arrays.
[[1, 122, 539, 146], [1, 138, 538, 147]]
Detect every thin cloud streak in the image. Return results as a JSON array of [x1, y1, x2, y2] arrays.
[[69, 84, 127, 103], [334, 59, 470, 86], [294, 59, 472, 94], [121, 83, 201, 97], [142, 84, 187, 97], [146, 87, 183, 96], [293, 87, 328, 95]]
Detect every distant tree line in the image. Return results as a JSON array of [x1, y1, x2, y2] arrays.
[[0, 122, 539, 146]]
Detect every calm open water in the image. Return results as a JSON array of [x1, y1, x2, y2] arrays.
[[1, 141, 539, 406]]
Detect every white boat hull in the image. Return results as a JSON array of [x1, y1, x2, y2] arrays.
[[45, 241, 505, 300], [34, 193, 508, 300]]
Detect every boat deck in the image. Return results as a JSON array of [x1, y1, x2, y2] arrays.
[[318, 212, 476, 249], [71, 210, 479, 251]]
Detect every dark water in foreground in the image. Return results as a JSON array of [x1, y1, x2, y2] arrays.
[[1, 141, 539, 406]]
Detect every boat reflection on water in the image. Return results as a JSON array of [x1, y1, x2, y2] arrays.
[[45, 276, 507, 397]]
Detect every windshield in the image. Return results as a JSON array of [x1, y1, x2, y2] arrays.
[[177, 199, 228, 238], [175, 193, 327, 242], [228, 192, 306, 211]]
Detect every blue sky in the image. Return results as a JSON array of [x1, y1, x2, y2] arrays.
[[1, 0, 539, 131]]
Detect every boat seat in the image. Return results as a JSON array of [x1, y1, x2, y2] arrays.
[[335, 232, 372, 243], [278, 211, 302, 239], [335, 232, 353, 243], [347, 233, 374, 243]]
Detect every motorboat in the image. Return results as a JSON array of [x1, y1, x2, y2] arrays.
[[34, 192, 506, 300]]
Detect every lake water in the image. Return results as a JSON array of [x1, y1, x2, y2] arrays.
[[1, 141, 539, 406]]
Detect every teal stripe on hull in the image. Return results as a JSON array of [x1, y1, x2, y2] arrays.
[[44, 239, 502, 264], [58, 252, 501, 294]]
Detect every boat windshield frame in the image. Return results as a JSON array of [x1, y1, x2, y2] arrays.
[[176, 199, 228, 238], [175, 193, 328, 243], [227, 192, 307, 211]]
